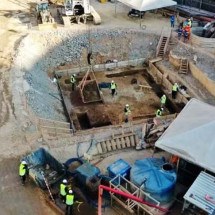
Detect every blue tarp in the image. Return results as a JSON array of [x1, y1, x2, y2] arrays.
[[98, 82, 111, 89]]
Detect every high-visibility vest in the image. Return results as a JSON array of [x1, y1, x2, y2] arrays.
[[66, 194, 74, 205], [19, 163, 26, 176], [60, 183, 67, 196], [124, 107, 131, 116], [111, 83, 117, 90], [172, 84, 178, 92], [161, 95, 166, 104], [187, 20, 192, 27], [70, 76, 76, 84], [156, 109, 162, 117]]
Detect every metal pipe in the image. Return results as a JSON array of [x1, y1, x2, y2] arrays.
[[98, 185, 169, 215]]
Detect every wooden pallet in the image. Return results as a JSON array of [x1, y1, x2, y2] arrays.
[[96, 133, 138, 154]]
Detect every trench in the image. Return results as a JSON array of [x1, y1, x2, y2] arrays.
[[107, 68, 181, 114], [141, 69, 178, 114], [56, 67, 183, 131]]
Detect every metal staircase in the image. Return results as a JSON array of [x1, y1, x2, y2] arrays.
[[109, 175, 162, 215]]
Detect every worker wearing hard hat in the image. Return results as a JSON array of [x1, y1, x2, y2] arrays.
[[124, 104, 131, 123], [60, 179, 68, 203], [187, 18, 192, 27], [160, 94, 166, 108], [172, 83, 179, 99], [156, 108, 164, 117], [110, 80, 117, 97], [70, 74, 76, 91], [19, 160, 28, 185], [65, 189, 74, 215]]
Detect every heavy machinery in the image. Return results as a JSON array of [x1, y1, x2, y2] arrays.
[[36, 0, 56, 29], [36, 0, 55, 24], [58, 0, 101, 26]]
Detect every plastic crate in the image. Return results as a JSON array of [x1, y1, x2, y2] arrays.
[[107, 159, 131, 178]]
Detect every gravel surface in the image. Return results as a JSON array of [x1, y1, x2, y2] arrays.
[[14, 28, 158, 121], [171, 43, 215, 80]]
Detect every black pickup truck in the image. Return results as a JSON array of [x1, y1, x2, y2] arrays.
[[128, 9, 145, 19]]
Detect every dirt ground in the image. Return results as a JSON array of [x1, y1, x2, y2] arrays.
[[0, 0, 215, 214], [59, 69, 161, 130]]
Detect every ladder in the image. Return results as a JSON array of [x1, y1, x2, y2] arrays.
[[179, 59, 188, 74], [156, 27, 171, 58], [157, 36, 167, 57]]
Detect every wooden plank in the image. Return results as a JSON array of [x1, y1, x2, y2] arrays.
[[120, 137, 126, 148], [130, 135, 135, 147], [149, 57, 162, 63], [125, 136, 131, 147], [101, 141, 107, 153], [111, 139, 117, 150], [106, 140, 112, 152], [40, 126, 72, 133], [97, 143, 103, 154], [115, 138, 122, 149]]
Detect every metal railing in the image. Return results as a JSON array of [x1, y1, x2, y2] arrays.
[[109, 175, 163, 215]]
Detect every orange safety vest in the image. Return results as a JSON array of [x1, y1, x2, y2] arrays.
[[170, 155, 179, 165]]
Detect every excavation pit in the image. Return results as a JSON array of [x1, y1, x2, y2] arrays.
[[57, 67, 176, 131]]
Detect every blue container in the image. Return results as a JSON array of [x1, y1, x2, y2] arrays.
[[76, 162, 100, 186], [107, 159, 131, 178], [130, 158, 176, 203], [23, 148, 66, 189]]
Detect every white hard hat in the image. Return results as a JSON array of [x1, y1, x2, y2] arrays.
[[111, 80, 114, 83], [21, 161, 27, 165], [126, 104, 129, 107], [63, 179, 67, 184], [69, 190, 73, 194], [161, 108, 164, 111]]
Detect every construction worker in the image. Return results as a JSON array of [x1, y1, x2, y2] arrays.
[[70, 74, 76, 91], [184, 30, 189, 42], [124, 104, 131, 123], [87, 52, 92, 65], [65, 189, 74, 215], [178, 26, 183, 40], [156, 108, 164, 117], [160, 94, 166, 108], [110, 80, 117, 97], [172, 83, 179, 99], [187, 18, 192, 27], [170, 15, 175, 28], [19, 160, 28, 185], [60, 179, 68, 203]]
